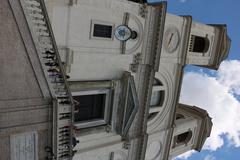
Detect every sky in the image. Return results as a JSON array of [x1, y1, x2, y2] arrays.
[[147, 0, 240, 159]]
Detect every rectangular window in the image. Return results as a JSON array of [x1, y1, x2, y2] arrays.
[[72, 89, 111, 129], [90, 20, 114, 40], [93, 24, 113, 38], [74, 94, 106, 122]]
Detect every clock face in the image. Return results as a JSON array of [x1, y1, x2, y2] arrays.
[[164, 27, 180, 53], [114, 25, 132, 41]]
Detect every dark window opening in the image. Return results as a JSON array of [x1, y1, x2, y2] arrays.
[[191, 35, 210, 53], [148, 112, 158, 121], [131, 31, 138, 40], [74, 94, 106, 122], [176, 132, 190, 144], [173, 131, 192, 148], [176, 114, 185, 120], [153, 78, 163, 86], [93, 24, 112, 38]]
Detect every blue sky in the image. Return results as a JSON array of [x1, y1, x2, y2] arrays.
[[148, 0, 240, 159]]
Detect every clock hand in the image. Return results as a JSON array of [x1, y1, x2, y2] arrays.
[[167, 33, 174, 48]]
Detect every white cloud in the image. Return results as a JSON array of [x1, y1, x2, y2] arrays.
[[218, 60, 240, 95], [179, 60, 240, 152], [204, 155, 216, 160], [174, 150, 196, 160]]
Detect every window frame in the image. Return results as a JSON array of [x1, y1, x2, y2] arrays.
[[149, 78, 165, 114], [72, 89, 112, 129], [150, 86, 165, 107], [189, 34, 210, 53], [148, 78, 166, 122], [172, 130, 193, 148], [90, 20, 115, 40]]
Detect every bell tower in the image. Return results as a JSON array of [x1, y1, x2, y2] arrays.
[[186, 22, 231, 69], [169, 103, 213, 159]]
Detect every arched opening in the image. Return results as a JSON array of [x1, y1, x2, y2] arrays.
[[150, 90, 165, 106], [153, 78, 163, 86], [131, 30, 138, 40], [173, 131, 193, 148], [150, 78, 165, 107], [176, 113, 185, 120], [148, 112, 159, 121], [189, 35, 210, 53], [148, 78, 165, 121]]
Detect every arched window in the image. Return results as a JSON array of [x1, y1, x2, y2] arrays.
[[150, 78, 165, 107], [176, 114, 185, 120], [173, 131, 192, 148], [153, 78, 163, 86], [148, 112, 159, 121], [189, 35, 210, 53], [150, 90, 164, 106], [148, 78, 165, 121]]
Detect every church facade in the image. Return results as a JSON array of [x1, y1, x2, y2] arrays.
[[0, 0, 230, 160]]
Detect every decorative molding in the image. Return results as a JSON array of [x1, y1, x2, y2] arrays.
[[145, 141, 162, 160], [65, 48, 74, 73], [69, 0, 77, 6], [0, 122, 49, 137], [125, 14, 144, 54], [127, 3, 168, 160], [0, 98, 51, 112], [147, 66, 174, 133], [130, 53, 142, 72], [139, 5, 147, 18]]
